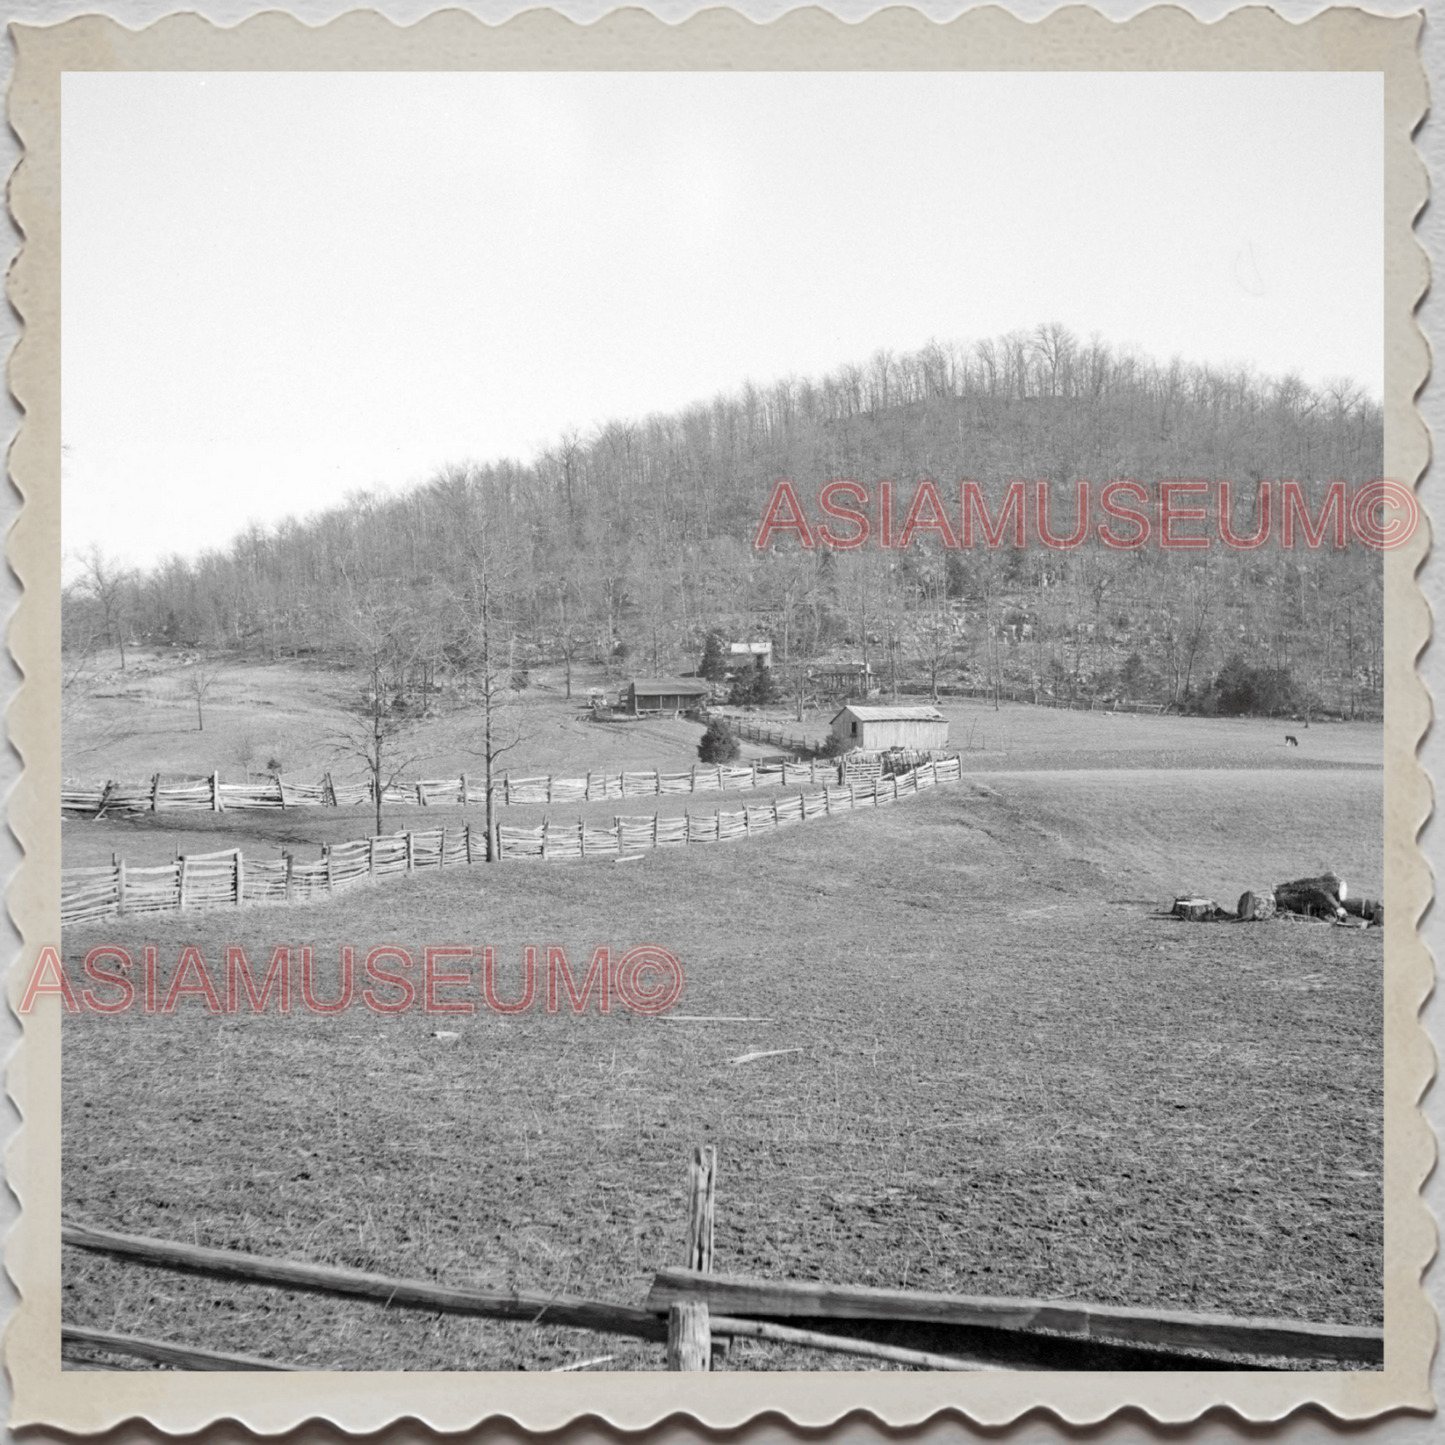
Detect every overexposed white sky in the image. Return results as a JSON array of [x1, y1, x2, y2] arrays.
[[61, 70, 1383, 573]]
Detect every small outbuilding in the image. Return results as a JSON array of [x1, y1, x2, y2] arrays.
[[816, 662, 876, 694], [729, 641, 773, 668], [830, 704, 949, 752], [625, 677, 711, 716]]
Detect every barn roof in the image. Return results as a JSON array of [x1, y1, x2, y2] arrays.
[[831, 705, 946, 723], [629, 677, 711, 695]]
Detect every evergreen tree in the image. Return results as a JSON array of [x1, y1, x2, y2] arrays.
[[699, 631, 728, 681], [698, 717, 740, 763]]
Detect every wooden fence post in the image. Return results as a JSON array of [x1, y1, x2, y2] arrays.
[[772, 798, 779, 829], [114, 855, 126, 915], [150, 773, 161, 812], [326, 845, 335, 893], [460, 772, 469, 806], [750, 760, 758, 788], [275, 772, 287, 810], [579, 820, 586, 859], [504, 775, 511, 806], [324, 772, 337, 807], [652, 813, 659, 847], [178, 855, 189, 912], [234, 849, 244, 906], [440, 827, 448, 866], [285, 852, 294, 903], [685, 1145, 717, 1272], [404, 833, 414, 874], [464, 824, 473, 864], [669, 1143, 717, 1369], [212, 771, 223, 812], [417, 781, 426, 807], [667, 1302, 710, 1371], [369, 837, 377, 879]]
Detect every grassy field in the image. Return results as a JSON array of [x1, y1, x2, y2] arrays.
[[63, 649, 774, 786], [63, 648, 1381, 790], [60, 709, 1384, 1371]]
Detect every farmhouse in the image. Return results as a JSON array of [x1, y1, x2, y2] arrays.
[[625, 677, 710, 716], [831, 704, 949, 752]]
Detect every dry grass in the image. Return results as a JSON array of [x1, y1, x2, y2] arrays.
[[62, 649, 766, 788], [61, 761, 1383, 1371]]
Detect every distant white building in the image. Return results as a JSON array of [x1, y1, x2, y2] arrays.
[[830, 705, 949, 752], [729, 641, 773, 668]]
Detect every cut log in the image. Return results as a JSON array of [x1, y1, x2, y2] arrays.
[[1342, 896, 1382, 922], [1274, 879, 1347, 920], [1236, 890, 1277, 922]]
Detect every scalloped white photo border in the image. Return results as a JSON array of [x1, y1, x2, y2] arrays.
[[2, 5, 1432, 1434]]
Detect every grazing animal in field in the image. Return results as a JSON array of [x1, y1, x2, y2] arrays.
[[1284, 734, 1299, 747]]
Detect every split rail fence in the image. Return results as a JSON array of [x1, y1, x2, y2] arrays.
[[61, 758, 967, 925], [60, 1144, 1383, 1374], [62, 758, 867, 819], [717, 716, 822, 754], [498, 757, 962, 861]]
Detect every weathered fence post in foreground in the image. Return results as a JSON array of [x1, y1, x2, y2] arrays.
[[669, 1145, 717, 1370], [685, 1145, 716, 1273], [667, 1302, 710, 1371]]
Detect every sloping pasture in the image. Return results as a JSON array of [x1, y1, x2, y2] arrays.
[[60, 767, 1382, 1371]]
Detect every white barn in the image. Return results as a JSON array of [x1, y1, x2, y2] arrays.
[[830, 705, 949, 752]]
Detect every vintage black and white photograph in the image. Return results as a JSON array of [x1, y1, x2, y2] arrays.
[[44, 60, 1394, 1383]]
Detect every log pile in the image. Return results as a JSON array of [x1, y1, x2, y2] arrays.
[[1230, 872, 1381, 928]]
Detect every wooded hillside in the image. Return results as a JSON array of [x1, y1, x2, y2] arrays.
[[66, 325, 1384, 717]]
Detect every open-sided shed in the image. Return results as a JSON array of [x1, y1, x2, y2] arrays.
[[831, 705, 949, 752], [625, 677, 710, 715]]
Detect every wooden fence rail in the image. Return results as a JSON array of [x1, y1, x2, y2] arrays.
[[61, 1146, 1377, 1374], [62, 1221, 667, 1342], [61, 758, 968, 924], [498, 757, 964, 862], [62, 756, 903, 818]]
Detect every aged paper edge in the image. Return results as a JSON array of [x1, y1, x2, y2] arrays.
[[3, 3, 1433, 1434]]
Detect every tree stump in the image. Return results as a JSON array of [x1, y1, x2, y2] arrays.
[[1172, 897, 1222, 922]]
